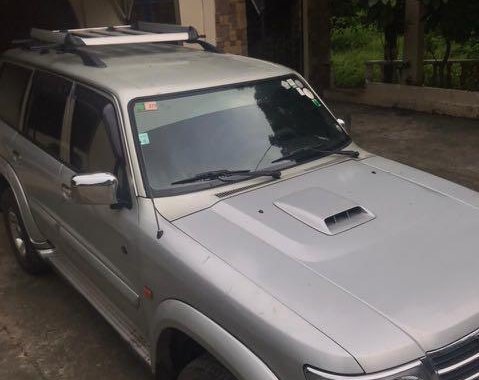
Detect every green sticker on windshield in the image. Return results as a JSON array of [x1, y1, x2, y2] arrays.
[[135, 103, 146, 112], [312, 99, 321, 107], [139, 133, 150, 146]]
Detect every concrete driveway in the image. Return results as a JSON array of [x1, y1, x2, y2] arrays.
[[0, 102, 478, 379]]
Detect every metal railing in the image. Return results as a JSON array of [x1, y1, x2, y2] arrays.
[[364, 59, 479, 91]]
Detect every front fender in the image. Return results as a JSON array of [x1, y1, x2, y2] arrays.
[[152, 299, 279, 380], [0, 155, 52, 250]]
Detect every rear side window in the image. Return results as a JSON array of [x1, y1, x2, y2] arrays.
[[69, 86, 117, 174], [0, 63, 32, 130], [25, 72, 72, 158]]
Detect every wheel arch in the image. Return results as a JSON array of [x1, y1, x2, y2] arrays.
[[152, 300, 279, 380], [0, 155, 51, 250]]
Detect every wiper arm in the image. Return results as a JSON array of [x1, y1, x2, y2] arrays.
[[272, 145, 359, 163], [172, 169, 282, 185]]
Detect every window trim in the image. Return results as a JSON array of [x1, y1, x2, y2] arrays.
[[63, 83, 134, 207], [0, 61, 34, 131], [4, 63, 137, 202], [65, 84, 118, 173], [128, 74, 350, 198], [22, 69, 74, 162]]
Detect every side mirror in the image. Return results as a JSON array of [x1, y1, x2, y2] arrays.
[[71, 172, 119, 206]]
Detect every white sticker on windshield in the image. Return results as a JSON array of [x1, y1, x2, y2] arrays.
[[139, 133, 150, 146], [281, 80, 291, 89], [287, 79, 296, 87], [303, 88, 315, 99], [296, 87, 305, 96], [295, 80, 304, 88]]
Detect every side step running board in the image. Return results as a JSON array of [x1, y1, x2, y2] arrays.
[[47, 254, 151, 366]]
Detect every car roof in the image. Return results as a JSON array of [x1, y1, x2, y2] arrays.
[[2, 43, 293, 101]]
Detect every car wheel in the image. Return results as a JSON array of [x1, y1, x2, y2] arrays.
[[1, 189, 49, 275], [177, 354, 237, 380]]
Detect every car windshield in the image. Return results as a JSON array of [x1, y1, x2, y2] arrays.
[[131, 76, 350, 196]]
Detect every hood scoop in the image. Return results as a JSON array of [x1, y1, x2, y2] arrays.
[[274, 187, 375, 235]]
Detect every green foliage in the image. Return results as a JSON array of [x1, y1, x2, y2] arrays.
[[423, 0, 479, 45], [331, 19, 385, 87], [332, 17, 375, 51], [368, 0, 398, 7], [330, 0, 479, 88]]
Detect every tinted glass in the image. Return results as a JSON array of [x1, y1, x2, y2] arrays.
[[70, 86, 116, 174], [0, 63, 32, 129], [132, 76, 349, 194], [26, 72, 71, 158]]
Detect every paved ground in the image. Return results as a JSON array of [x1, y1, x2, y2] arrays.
[[330, 101, 479, 192], [0, 102, 478, 379]]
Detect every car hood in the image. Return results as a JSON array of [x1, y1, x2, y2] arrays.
[[173, 156, 479, 372]]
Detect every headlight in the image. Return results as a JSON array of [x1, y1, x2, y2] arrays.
[[305, 360, 429, 380]]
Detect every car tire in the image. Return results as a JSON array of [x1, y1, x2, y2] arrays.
[[1, 189, 49, 275], [177, 354, 237, 380]]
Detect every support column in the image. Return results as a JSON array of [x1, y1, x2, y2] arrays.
[[403, 0, 425, 85], [215, 0, 248, 55], [305, 0, 332, 94]]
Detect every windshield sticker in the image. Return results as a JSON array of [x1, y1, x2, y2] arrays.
[[287, 79, 296, 87], [312, 99, 322, 107], [144, 101, 158, 111], [294, 80, 304, 88], [296, 87, 305, 96], [135, 101, 158, 112], [135, 103, 146, 112], [281, 80, 291, 90], [139, 133, 150, 146], [303, 88, 315, 99]]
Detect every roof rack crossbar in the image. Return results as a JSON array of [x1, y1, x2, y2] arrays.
[[136, 21, 200, 40], [23, 23, 221, 68]]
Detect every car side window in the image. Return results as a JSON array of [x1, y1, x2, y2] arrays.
[[69, 85, 131, 206], [0, 62, 32, 130], [25, 71, 72, 158], [69, 86, 117, 174]]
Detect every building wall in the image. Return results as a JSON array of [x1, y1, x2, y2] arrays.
[[215, 0, 248, 55], [179, 0, 217, 46]]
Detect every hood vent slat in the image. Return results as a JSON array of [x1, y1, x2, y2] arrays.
[[324, 206, 373, 235]]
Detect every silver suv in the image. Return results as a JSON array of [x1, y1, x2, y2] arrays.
[[1, 23, 479, 380]]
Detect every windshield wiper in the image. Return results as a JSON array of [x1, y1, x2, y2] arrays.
[[272, 145, 359, 163], [172, 169, 282, 185]]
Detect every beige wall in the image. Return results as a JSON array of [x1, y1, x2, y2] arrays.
[[178, 0, 217, 46], [69, 0, 124, 27]]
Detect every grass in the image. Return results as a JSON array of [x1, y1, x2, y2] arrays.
[[332, 24, 385, 88]]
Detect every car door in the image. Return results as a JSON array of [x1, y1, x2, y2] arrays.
[[10, 70, 72, 244], [0, 62, 32, 159], [57, 84, 142, 326]]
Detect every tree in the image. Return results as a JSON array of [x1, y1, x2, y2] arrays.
[[422, 0, 479, 86], [363, 0, 406, 83], [423, 0, 479, 61]]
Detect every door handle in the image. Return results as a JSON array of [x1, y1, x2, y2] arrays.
[[61, 184, 72, 200], [12, 150, 21, 163]]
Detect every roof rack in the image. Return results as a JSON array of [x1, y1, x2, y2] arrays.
[[18, 22, 220, 68]]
